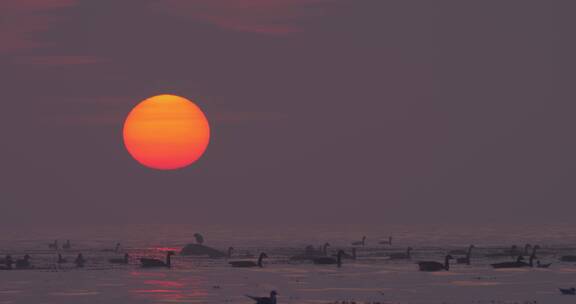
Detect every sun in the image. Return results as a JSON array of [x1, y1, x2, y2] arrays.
[[123, 94, 210, 170]]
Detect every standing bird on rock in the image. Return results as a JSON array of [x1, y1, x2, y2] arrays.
[[193, 233, 204, 245]]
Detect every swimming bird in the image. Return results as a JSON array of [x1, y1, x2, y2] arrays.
[[322, 242, 331, 255], [15, 255, 31, 269], [352, 236, 366, 247], [560, 255, 576, 262], [537, 260, 552, 268], [194, 233, 204, 245], [390, 247, 412, 260], [485, 245, 519, 258], [75, 253, 86, 268], [524, 245, 540, 267], [345, 247, 357, 260], [560, 287, 576, 295], [0, 255, 13, 270], [109, 253, 129, 264], [418, 255, 453, 271], [336, 248, 356, 260], [63, 240, 72, 250], [523, 244, 532, 256], [57, 254, 67, 264], [378, 236, 393, 246], [48, 240, 58, 250], [140, 251, 174, 268], [456, 245, 475, 265], [229, 252, 268, 268], [290, 244, 329, 261], [491, 255, 530, 269], [313, 250, 345, 267], [246, 290, 277, 304], [102, 243, 121, 252]]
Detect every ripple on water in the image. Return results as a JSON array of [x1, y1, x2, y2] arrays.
[[451, 280, 503, 286], [49, 290, 100, 296]]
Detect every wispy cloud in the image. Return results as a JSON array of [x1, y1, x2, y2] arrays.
[[214, 111, 287, 123], [0, 0, 79, 54], [150, 0, 330, 34], [10, 55, 106, 65]]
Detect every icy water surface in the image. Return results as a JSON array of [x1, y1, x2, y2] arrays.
[[1, 223, 576, 304]]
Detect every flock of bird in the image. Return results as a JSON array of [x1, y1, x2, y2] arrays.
[[2, 234, 576, 302]]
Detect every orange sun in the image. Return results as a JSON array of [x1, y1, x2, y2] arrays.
[[123, 94, 210, 170]]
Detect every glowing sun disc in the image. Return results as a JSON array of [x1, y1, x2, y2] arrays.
[[123, 94, 210, 170]]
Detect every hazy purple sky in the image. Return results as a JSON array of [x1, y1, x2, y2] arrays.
[[1, 1, 575, 226]]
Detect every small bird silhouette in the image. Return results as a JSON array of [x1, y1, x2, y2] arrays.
[[246, 290, 277, 304]]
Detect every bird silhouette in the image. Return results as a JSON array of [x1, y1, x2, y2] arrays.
[[351, 236, 366, 247], [109, 253, 129, 264], [418, 255, 453, 271], [390, 247, 412, 260], [229, 252, 268, 268], [559, 287, 576, 295], [313, 250, 345, 267], [246, 290, 277, 304], [140, 251, 174, 268]]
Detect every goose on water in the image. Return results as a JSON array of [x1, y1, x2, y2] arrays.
[[494, 245, 540, 269], [246, 290, 277, 304], [389, 247, 412, 260], [321, 242, 331, 255], [290, 243, 330, 261], [418, 255, 453, 272], [109, 253, 129, 264], [140, 251, 174, 268], [485, 245, 519, 258], [351, 236, 366, 247], [75, 253, 86, 268], [337, 247, 356, 260], [521, 244, 532, 257], [0, 255, 13, 270], [537, 260, 552, 268], [229, 252, 268, 268], [456, 245, 474, 265], [102, 243, 121, 252], [57, 254, 67, 264], [313, 250, 345, 267], [491, 255, 530, 269], [560, 255, 576, 262], [378, 236, 392, 246], [15, 255, 31, 269], [48, 240, 58, 250], [559, 287, 576, 295]]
